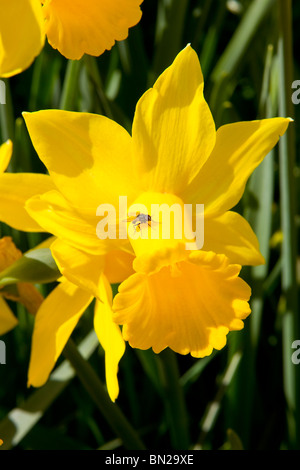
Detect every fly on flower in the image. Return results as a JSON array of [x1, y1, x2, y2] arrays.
[[126, 213, 152, 232]]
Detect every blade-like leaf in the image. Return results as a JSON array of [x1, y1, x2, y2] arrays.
[[0, 248, 60, 287]]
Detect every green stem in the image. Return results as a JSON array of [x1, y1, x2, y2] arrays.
[[278, 0, 299, 449], [152, 0, 189, 79], [209, 0, 276, 118], [63, 339, 146, 450], [157, 349, 190, 449], [83, 55, 114, 119], [196, 351, 242, 449], [0, 78, 15, 143], [60, 59, 82, 111], [211, 0, 276, 83]]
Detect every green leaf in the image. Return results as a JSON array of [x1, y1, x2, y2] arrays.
[[0, 248, 60, 287]]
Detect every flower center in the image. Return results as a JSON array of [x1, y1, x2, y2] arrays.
[[126, 192, 195, 274]]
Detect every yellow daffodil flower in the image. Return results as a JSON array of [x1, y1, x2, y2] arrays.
[[0, 0, 143, 78], [23, 45, 290, 361]]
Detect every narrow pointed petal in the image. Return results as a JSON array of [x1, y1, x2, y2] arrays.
[[203, 211, 265, 266], [50, 239, 106, 299], [0, 173, 55, 232], [23, 111, 139, 216], [28, 279, 93, 387], [0, 297, 18, 335], [51, 239, 135, 299], [113, 252, 251, 357], [94, 276, 125, 402], [132, 45, 216, 194], [0, 0, 45, 78], [183, 118, 291, 216], [0, 140, 12, 173], [43, 0, 143, 60]]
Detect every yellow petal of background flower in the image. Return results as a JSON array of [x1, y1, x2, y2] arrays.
[[23, 111, 139, 217], [94, 276, 125, 402], [0, 236, 22, 271], [183, 118, 291, 216], [113, 251, 251, 357], [132, 45, 216, 195], [28, 279, 93, 387], [0, 297, 18, 335], [0, 140, 13, 173], [203, 211, 265, 266], [42, 0, 143, 60], [0, 173, 55, 232], [0, 0, 45, 78]]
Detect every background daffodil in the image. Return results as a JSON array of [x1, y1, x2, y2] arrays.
[[23, 45, 290, 361], [0, 0, 143, 78], [0, 236, 43, 335]]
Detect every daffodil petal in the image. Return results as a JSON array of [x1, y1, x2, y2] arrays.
[[0, 297, 18, 335], [51, 239, 135, 299], [0, 140, 12, 173], [94, 276, 125, 402], [132, 45, 216, 194], [26, 190, 105, 254], [0, 173, 55, 232], [0, 0, 45, 78], [113, 251, 251, 357], [43, 0, 143, 60], [51, 238, 105, 299], [203, 211, 265, 266], [28, 279, 93, 387], [183, 118, 291, 216], [23, 110, 139, 216]]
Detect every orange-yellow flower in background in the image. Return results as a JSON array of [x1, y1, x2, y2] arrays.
[[0, 237, 44, 335], [23, 46, 291, 361], [0, 0, 143, 78]]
